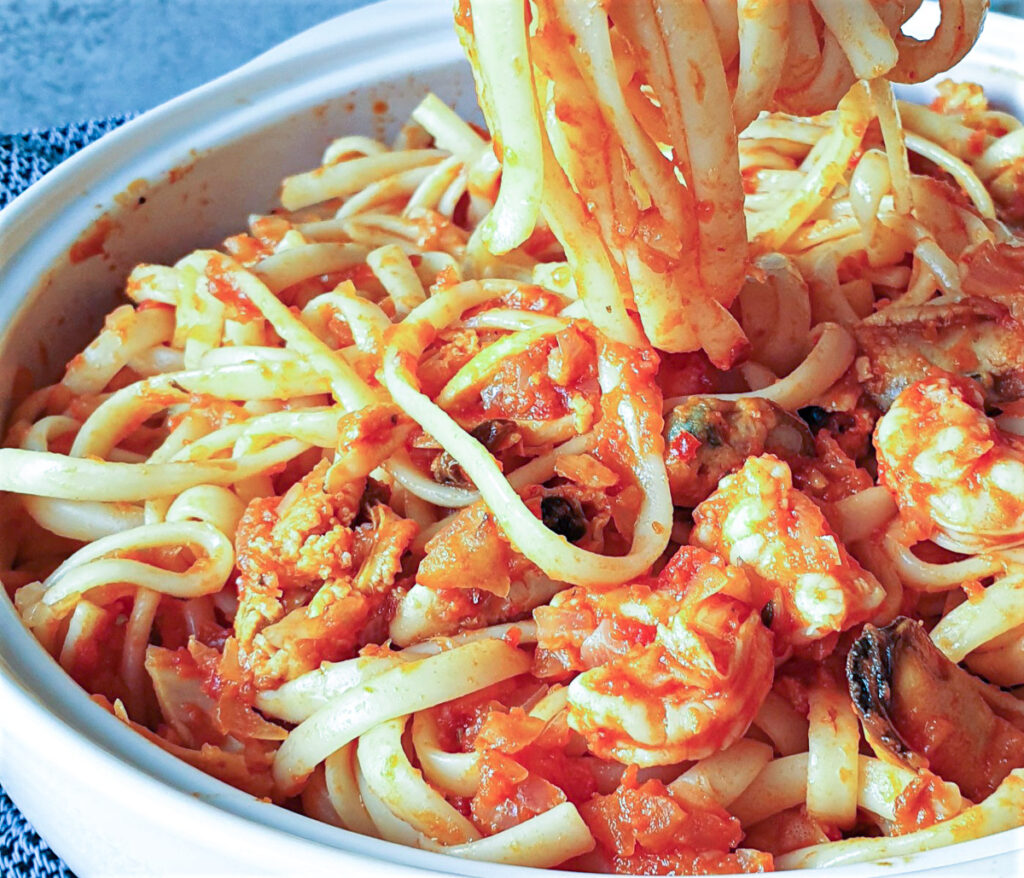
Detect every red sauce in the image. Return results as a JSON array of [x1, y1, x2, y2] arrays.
[[962, 578, 986, 602], [891, 774, 948, 835], [135, 300, 174, 313], [667, 429, 701, 465], [250, 215, 291, 248], [741, 168, 760, 195], [454, 0, 472, 35], [968, 128, 987, 157], [69, 217, 115, 264], [431, 264, 461, 292], [469, 701, 598, 835], [206, 258, 261, 321], [502, 626, 523, 649], [222, 233, 268, 265], [581, 769, 769, 874]]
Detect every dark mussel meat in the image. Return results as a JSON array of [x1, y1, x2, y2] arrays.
[[848, 617, 1024, 801], [431, 418, 523, 488], [664, 397, 814, 507]]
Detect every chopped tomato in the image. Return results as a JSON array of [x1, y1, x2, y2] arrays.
[[222, 233, 269, 265], [206, 259, 261, 321], [417, 503, 516, 597], [580, 768, 766, 874]]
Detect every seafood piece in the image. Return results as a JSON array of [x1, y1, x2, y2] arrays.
[[855, 241, 1024, 411], [795, 404, 879, 466], [664, 398, 813, 508], [533, 546, 773, 766], [854, 295, 1024, 411], [429, 418, 523, 489], [234, 460, 417, 687], [788, 432, 875, 505], [691, 455, 884, 646], [391, 501, 566, 645], [665, 395, 874, 510], [875, 375, 1024, 553], [848, 618, 1024, 801]]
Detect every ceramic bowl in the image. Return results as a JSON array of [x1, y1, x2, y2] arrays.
[[1, 1, 1022, 875]]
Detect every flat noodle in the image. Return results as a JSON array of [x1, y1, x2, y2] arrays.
[[323, 743, 378, 837], [730, 753, 961, 828], [6, 1, 1024, 873], [930, 572, 1024, 662], [806, 685, 860, 828], [419, 803, 596, 868], [669, 739, 773, 807], [411, 711, 480, 797], [356, 716, 480, 844], [273, 641, 530, 795], [777, 770, 1024, 869]]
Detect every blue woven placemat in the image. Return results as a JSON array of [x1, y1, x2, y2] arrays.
[[1, 114, 135, 878], [0, 789, 73, 878], [0, 114, 135, 210]]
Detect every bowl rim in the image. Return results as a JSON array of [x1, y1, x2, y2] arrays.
[[1, 1, 1024, 876]]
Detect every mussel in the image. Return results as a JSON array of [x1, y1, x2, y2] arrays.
[[847, 617, 1024, 800]]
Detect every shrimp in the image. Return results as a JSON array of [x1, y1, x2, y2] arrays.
[[691, 454, 884, 647], [533, 546, 773, 766], [875, 375, 1024, 553]]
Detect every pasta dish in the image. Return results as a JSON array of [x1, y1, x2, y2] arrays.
[[5, 0, 1024, 872]]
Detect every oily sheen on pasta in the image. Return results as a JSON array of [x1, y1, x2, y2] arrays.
[[5, 0, 1024, 872]]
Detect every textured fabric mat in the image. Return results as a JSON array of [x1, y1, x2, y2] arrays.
[[0, 114, 135, 210], [0, 790, 73, 878], [0, 115, 135, 878]]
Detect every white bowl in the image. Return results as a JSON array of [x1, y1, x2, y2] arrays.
[[0, 1, 1023, 875]]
